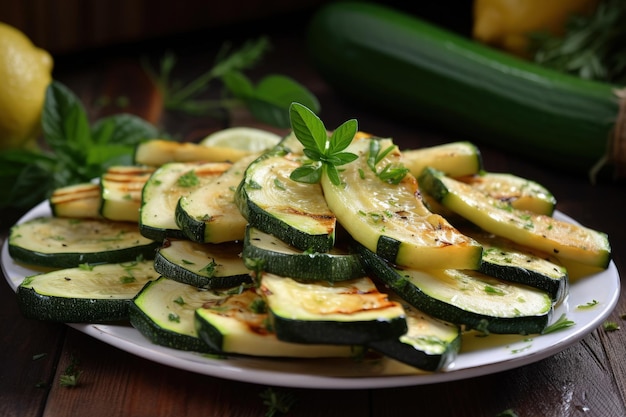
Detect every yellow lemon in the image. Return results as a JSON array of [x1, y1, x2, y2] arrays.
[[0, 22, 53, 150], [473, 0, 599, 58]]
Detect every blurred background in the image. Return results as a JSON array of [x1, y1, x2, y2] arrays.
[[0, 1, 472, 56]]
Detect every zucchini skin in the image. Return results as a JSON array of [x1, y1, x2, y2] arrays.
[[17, 288, 134, 323], [307, 2, 621, 176], [357, 243, 553, 335]]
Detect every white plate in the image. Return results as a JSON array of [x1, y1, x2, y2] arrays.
[[2, 201, 620, 389]]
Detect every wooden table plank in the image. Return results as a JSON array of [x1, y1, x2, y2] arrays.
[[41, 329, 371, 417], [0, 275, 66, 417]]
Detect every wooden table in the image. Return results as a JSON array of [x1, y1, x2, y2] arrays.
[[1, 10, 625, 417]]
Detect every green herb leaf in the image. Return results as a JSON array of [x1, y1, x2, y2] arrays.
[[529, 0, 626, 84], [290, 164, 323, 184], [260, 387, 297, 417], [289, 102, 328, 152], [147, 36, 319, 127], [59, 355, 81, 388], [542, 314, 575, 334], [289, 103, 358, 186], [1, 81, 160, 213]]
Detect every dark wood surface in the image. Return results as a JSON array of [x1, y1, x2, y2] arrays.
[[1, 9, 625, 417]]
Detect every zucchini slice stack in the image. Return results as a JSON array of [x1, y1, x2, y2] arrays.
[[8, 126, 613, 376]]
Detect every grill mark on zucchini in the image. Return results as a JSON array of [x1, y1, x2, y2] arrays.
[[321, 137, 482, 270], [101, 165, 155, 222], [357, 243, 553, 335], [49, 183, 102, 219], [418, 167, 611, 269], [260, 273, 408, 345], [195, 287, 358, 358], [176, 155, 255, 244], [236, 150, 336, 253]]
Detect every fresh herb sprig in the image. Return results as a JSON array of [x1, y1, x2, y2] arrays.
[[0, 81, 159, 214], [146, 37, 320, 128], [529, 0, 626, 84], [367, 139, 409, 184], [260, 387, 297, 417], [541, 313, 575, 335], [289, 102, 358, 185]]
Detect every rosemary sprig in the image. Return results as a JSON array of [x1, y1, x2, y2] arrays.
[[529, 0, 626, 84]]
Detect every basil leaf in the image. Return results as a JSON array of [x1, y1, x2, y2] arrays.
[[254, 75, 320, 113], [92, 113, 160, 146], [42, 81, 92, 153], [0, 159, 55, 210], [246, 99, 291, 128], [221, 71, 255, 99]]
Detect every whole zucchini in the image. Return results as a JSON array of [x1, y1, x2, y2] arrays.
[[306, 2, 625, 180]]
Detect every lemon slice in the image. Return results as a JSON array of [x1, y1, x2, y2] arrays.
[[200, 127, 282, 152]]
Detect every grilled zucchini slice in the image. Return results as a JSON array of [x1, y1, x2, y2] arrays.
[[8, 216, 159, 268], [242, 226, 365, 281], [134, 139, 254, 166], [321, 137, 482, 270], [175, 155, 255, 243], [418, 167, 611, 269], [100, 165, 154, 222], [129, 276, 224, 352], [402, 141, 483, 178], [358, 244, 553, 335], [470, 231, 569, 303], [154, 238, 251, 289], [16, 258, 157, 322], [195, 287, 359, 358], [49, 182, 102, 219], [139, 161, 231, 241], [236, 149, 336, 253], [368, 294, 461, 371], [260, 273, 407, 345], [456, 172, 557, 216]]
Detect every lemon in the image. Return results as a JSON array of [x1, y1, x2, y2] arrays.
[[200, 127, 282, 152], [0, 22, 53, 150]]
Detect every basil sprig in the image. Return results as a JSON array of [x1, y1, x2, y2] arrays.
[[0, 81, 159, 213], [289, 102, 358, 186]]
